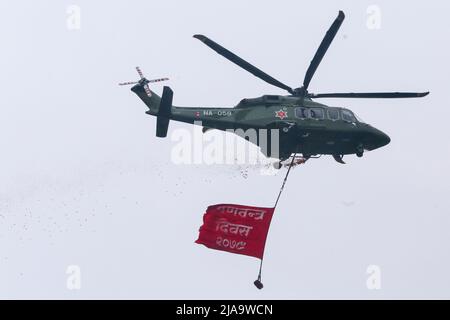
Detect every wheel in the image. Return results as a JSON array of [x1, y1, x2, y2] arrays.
[[273, 162, 282, 170], [356, 144, 364, 158]]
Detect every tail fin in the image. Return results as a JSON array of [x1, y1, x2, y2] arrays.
[[131, 85, 173, 138], [155, 86, 173, 138]]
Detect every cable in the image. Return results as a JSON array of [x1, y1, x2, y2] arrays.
[[254, 153, 298, 289]]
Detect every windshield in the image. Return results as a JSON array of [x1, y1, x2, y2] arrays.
[[341, 109, 356, 122], [353, 112, 365, 123], [341, 109, 364, 123]]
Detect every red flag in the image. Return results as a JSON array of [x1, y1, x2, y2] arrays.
[[195, 204, 275, 259]]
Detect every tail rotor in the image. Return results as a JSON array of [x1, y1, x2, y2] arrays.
[[119, 66, 169, 97]]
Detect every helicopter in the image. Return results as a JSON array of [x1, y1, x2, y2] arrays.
[[120, 11, 429, 167]]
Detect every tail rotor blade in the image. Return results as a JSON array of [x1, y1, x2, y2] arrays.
[[136, 66, 144, 79], [144, 84, 152, 96], [119, 81, 139, 86], [148, 78, 169, 83], [121, 67, 167, 97]]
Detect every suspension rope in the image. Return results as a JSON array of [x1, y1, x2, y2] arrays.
[[254, 153, 298, 289], [274, 153, 298, 208]]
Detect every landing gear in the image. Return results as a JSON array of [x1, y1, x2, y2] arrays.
[[356, 144, 364, 158], [273, 161, 282, 170], [333, 154, 346, 164]]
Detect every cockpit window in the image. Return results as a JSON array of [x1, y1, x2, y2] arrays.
[[341, 109, 356, 122], [295, 107, 308, 119], [295, 107, 325, 119], [310, 108, 324, 119], [328, 108, 339, 120]]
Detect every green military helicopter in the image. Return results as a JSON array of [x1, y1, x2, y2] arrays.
[[120, 11, 428, 167]]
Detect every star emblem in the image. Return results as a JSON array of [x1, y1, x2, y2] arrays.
[[275, 109, 288, 120]]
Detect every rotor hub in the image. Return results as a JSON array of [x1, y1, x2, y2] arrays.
[[293, 87, 308, 97], [139, 78, 150, 86]]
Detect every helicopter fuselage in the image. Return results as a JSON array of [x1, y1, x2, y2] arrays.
[[153, 94, 391, 161], [124, 10, 428, 164]]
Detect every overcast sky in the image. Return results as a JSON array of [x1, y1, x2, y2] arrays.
[[1, 0, 449, 299]]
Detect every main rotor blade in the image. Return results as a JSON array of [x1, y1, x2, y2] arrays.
[[193, 34, 293, 94], [303, 11, 345, 91], [309, 92, 430, 99]]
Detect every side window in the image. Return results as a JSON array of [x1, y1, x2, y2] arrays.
[[295, 107, 309, 119], [310, 108, 324, 120], [328, 109, 339, 120], [341, 109, 356, 122]]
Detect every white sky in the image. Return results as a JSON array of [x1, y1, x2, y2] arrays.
[[0, 0, 449, 299]]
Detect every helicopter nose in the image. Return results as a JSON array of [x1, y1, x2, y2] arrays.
[[372, 128, 391, 149], [364, 126, 391, 150], [379, 131, 391, 147]]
